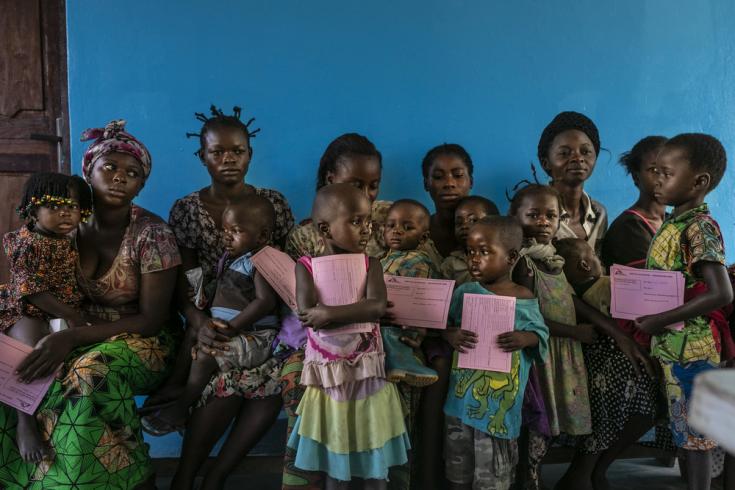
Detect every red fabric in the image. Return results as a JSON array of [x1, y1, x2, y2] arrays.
[[616, 318, 651, 349], [685, 282, 734, 361]]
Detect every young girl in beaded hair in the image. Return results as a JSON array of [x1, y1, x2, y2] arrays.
[[0, 172, 92, 463]]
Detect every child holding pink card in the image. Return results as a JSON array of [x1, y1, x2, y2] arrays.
[[288, 183, 409, 487], [0, 172, 92, 463], [443, 216, 548, 490], [381, 199, 440, 386], [634, 134, 733, 490], [510, 184, 659, 490]]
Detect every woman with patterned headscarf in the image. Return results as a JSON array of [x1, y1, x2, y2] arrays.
[[0, 120, 181, 489]]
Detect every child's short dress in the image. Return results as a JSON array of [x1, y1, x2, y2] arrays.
[[287, 256, 410, 481], [0, 225, 82, 331], [517, 242, 591, 436], [209, 252, 280, 371], [440, 250, 472, 286], [443, 282, 549, 489], [646, 203, 726, 450], [577, 276, 662, 453]]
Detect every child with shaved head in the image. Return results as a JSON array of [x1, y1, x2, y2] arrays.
[[288, 183, 409, 487]]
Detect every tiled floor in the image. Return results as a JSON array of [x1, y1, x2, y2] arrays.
[[155, 457, 689, 489]]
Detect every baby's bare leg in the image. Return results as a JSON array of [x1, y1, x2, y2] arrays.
[[6, 316, 53, 463]]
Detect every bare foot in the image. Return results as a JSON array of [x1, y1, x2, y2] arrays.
[[139, 385, 184, 413], [156, 402, 189, 428], [16, 413, 49, 463]]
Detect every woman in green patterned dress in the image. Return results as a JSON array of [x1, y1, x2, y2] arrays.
[[0, 120, 181, 489]]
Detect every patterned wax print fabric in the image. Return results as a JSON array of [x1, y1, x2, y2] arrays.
[[81, 119, 152, 181], [0, 226, 83, 331], [577, 277, 662, 454], [517, 246, 591, 436], [440, 250, 472, 286], [443, 282, 549, 439], [0, 205, 180, 489], [381, 249, 441, 279], [646, 203, 725, 450], [555, 191, 607, 256], [287, 256, 410, 481], [602, 209, 660, 269], [169, 188, 294, 286], [646, 203, 725, 364]]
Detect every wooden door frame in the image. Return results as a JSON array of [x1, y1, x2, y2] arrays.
[[0, 0, 70, 173], [42, 0, 70, 173]]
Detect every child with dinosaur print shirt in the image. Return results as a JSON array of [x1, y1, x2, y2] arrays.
[[442, 217, 549, 490]]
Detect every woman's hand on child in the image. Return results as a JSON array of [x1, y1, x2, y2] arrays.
[[209, 318, 239, 338], [442, 328, 478, 353], [399, 326, 426, 349], [196, 321, 232, 355], [575, 323, 599, 344], [633, 315, 667, 335], [615, 336, 658, 378], [298, 305, 331, 330], [497, 331, 538, 352], [16, 331, 73, 383]]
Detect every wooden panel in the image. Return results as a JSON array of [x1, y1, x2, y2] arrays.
[[0, 0, 44, 117], [0, 0, 69, 174], [0, 173, 30, 283]]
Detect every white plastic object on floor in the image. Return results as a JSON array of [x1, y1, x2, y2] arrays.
[[690, 369, 735, 455]]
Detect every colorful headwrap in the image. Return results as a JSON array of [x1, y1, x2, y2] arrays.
[[81, 120, 152, 181]]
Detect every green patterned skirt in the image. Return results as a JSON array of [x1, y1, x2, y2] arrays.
[[0, 330, 175, 489]]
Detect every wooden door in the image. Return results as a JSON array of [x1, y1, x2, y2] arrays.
[[0, 0, 70, 282]]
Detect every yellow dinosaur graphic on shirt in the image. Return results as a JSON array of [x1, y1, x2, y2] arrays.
[[454, 352, 521, 435]]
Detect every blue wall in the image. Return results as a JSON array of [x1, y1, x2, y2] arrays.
[[66, 1, 735, 259]]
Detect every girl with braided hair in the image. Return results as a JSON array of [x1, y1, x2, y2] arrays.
[[0, 172, 92, 464], [157, 106, 294, 489]]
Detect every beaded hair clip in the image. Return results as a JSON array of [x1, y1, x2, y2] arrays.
[[17, 194, 93, 222]]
